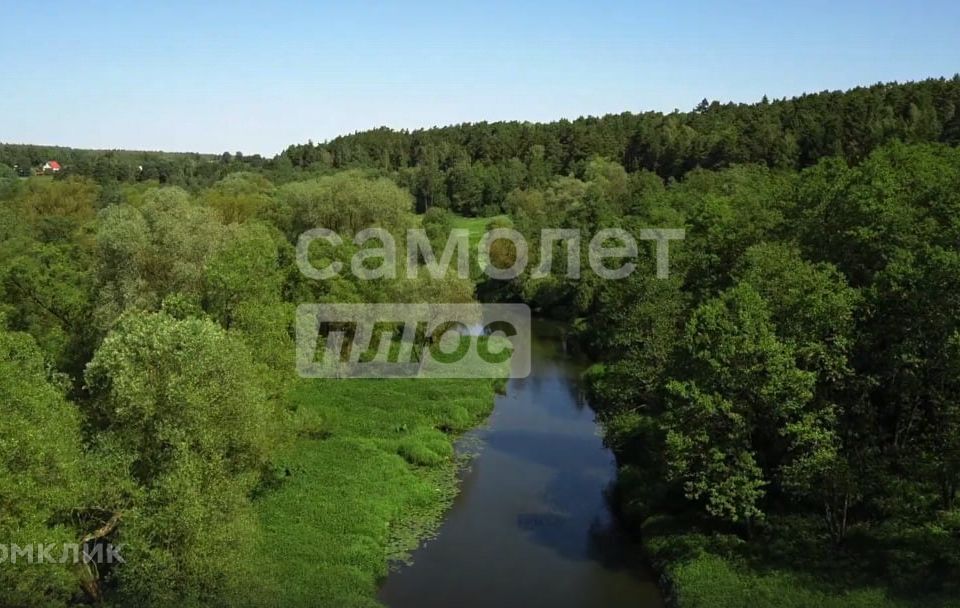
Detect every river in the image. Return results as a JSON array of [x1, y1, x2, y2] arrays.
[[378, 321, 664, 608]]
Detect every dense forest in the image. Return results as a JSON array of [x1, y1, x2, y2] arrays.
[[505, 146, 960, 606], [0, 167, 492, 606], [287, 76, 960, 213], [3, 77, 960, 606], [6, 76, 960, 204]]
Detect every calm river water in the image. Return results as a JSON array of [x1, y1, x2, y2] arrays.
[[378, 321, 663, 608]]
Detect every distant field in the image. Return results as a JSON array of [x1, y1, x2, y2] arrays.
[[451, 214, 510, 249]]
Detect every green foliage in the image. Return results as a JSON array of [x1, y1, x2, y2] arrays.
[[279, 170, 414, 237], [280, 77, 960, 209], [582, 140, 960, 603], [251, 378, 495, 607], [14, 176, 99, 242], [0, 237, 96, 376], [93, 187, 223, 324], [735, 243, 860, 380], [203, 222, 284, 327], [0, 323, 86, 607], [641, 516, 960, 608], [5, 78, 960, 606], [0, 162, 20, 200], [200, 171, 276, 224], [421, 206, 455, 251], [670, 553, 901, 608], [85, 311, 284, 606]]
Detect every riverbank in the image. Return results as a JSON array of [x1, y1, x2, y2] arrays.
[[378, 321, 663, 608], [585, 371, 960, 608], [639, 517, 960, 608], [638, 517, 914, 608], [249, 376, 498, 607], [606, 453, 960, 608]]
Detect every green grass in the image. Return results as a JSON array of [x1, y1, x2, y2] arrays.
[[451, 214, 509, 250], [246, 215, 508, 606], [249, 377, 496, 607], [669, 553, 901, 608], [640, 517, 960, 608]]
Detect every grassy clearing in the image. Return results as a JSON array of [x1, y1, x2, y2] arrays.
[[250, 377, 496, 607], [641, 517, 960, 608], [451, 214, 509, 249], [668, 553, 899, 608]]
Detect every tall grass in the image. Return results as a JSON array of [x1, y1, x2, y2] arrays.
[[250, 377, 495, 607]]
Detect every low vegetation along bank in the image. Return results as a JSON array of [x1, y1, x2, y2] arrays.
[[253, 377, 497, 607]]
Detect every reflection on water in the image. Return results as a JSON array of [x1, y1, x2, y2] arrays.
[[378, 321, 663, 608]]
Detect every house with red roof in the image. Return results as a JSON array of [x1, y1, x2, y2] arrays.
[[41, 161, 61, 173]]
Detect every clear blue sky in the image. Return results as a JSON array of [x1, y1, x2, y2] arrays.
[[2, 1, 958, 155]]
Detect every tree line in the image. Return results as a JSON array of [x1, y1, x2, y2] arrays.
[[5, 77, 959, 212], [282, 76, 960, 216]]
